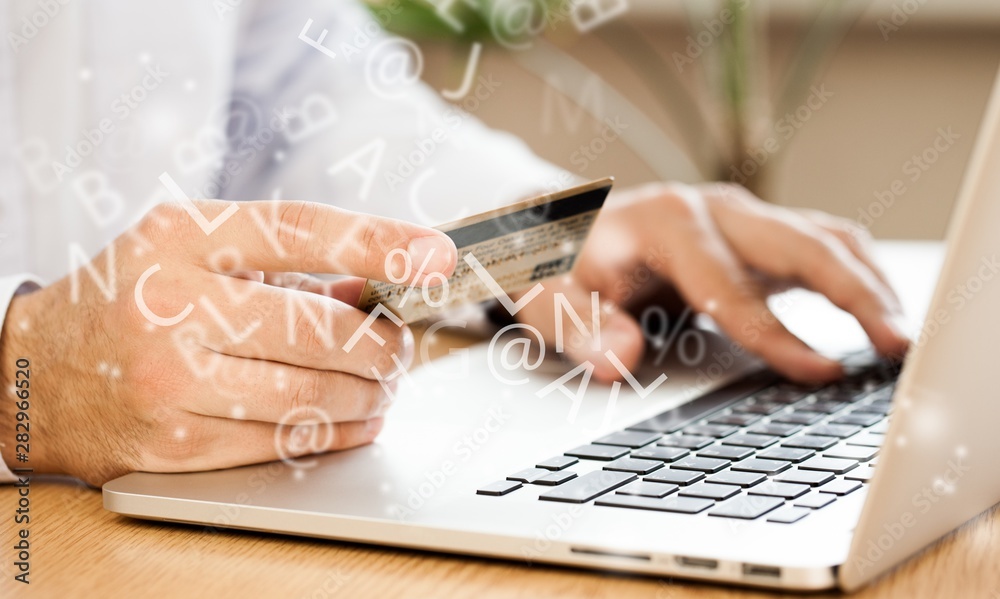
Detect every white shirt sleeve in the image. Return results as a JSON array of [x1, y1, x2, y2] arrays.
[[218, 0, 576, 223], [0, 275, 41, 483]]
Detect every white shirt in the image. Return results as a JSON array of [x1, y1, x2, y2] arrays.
[[0, 0, 567, 482]]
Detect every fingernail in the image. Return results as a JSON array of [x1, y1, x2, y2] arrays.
[[406, 235, 456, 281], [400, 325, 415, 368]]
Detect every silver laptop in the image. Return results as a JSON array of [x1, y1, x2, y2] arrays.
[[103, 66, 1000, 592]]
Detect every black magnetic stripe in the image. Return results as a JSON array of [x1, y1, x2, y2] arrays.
[[443, 185, 610, 248]]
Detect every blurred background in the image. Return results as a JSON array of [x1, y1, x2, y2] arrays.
[[372, 0, 1000, 240]]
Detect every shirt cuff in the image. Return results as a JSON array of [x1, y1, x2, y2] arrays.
[[0, 275, 42, 484]]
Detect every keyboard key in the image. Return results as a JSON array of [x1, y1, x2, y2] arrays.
[[630, 446, 689, 462], [793, 493, 836, 509], [807, 424, 862, 439], [644, 469, 705, 486], [772, 411, 825, 425], [535, 471, 578, 486], [775, 470, 836, 487], [819, 479, 862, 496], [671, 457, 730, 473], [748, 423, 802, 437], [477, 480, 521, 496], [814, 388, 863, 403], [802, 401, 849, 414], [603, 457, 664, 475], [846, 433, 884, 448], [754, 387, 808, 404], [565, 444, 629, 461], [869, 419, 890, 434], [722, 433, 780, 449], [731, 458, 792, 475], [539, 471, 636, 503], [707, 471, 766, 488], [767, 507, 811, 524], [684, 424, 738, 438], [697, 445, 754, 461], [845, 468, 876, 482], [616, 481, 678, 498], [732, 401, 786, 415], [595, 494, 714, 514], [831, 413, 883, 427], [758, 447, 815, 463], [707, 413, 762, 426], [507, 468, 550, 483], [593, 431, 661, 448], [536, 456, 579, 471], [823, 445, 878, 461], [678, 482, 741, 500], [798, 457, 859, 474], [854, 403, 891, 416], [708, 496, 784, 520], [782, 436, 837, 450], [748, 482, 810, 500], [658, 435, 714, 450]]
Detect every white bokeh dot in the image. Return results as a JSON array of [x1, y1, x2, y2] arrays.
[[231, 405, 246, 419], [174, 427, 187, 440], [138, 52, 151, 64], [79, 68, 92, 81]]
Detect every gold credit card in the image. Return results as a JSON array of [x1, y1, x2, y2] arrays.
[[357, 177, 613, 323]]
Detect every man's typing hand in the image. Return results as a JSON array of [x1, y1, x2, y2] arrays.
[[515, 182, 911, 383], [0, 201, 457, 486]]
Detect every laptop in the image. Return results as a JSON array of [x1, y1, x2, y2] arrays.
[[103, 65, 1000, 592]]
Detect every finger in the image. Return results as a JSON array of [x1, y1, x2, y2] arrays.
[[714, 209, 909, 357], [177, 275, 414, 378], [181, 353, 396, 424], [151, 416, 385, 473], [264, 273, 367, 305], [653, 189, 843, 382], [146, 200, 457, 283], [794, 208, 896, 292], [515, 274, 646, 383]]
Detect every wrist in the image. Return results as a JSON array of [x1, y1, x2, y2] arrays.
[[0, 291, 58, 477]]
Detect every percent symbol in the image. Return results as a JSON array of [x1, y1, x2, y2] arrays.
[[641, 305, 707, 367], [384, 247, 451, 308]]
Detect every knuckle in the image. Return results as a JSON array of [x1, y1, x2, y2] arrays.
[[288, 368, 322, 413], [138, 202, 189, 243], [277, 201, 319, 258], [652, 185, 706, 223], [370, 323, 405, 374], [357, 381, 387, 418], [291, 297, 334, 352]]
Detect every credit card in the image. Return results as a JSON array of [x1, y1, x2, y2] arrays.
[[357, 177, 613, 323]]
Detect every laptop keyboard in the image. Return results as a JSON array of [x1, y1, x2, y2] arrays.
[[476, 356, 897, 524]]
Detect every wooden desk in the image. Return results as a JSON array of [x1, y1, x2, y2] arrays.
[[1, 479, 999, 598], [3, 242, 1000, 598]]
